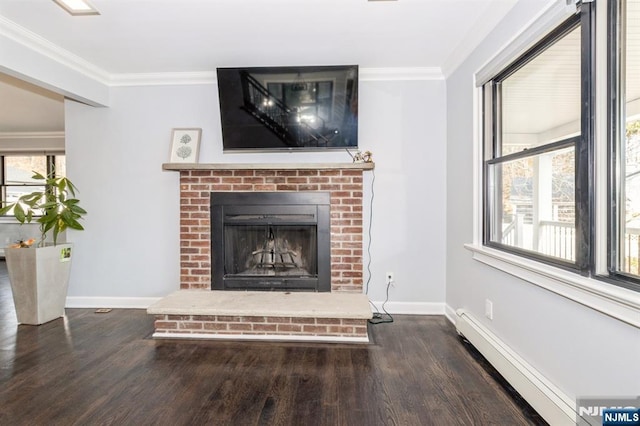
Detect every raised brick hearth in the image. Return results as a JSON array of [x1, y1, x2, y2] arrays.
[[153, 314, 368, 340], [148, 290, 371, 343], [151, 162, 374, 342]]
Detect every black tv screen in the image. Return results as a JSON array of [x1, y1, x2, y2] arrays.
[[217, 65, 358, 151]]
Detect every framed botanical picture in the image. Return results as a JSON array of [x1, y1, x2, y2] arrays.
[[169, 128, 202, 163]]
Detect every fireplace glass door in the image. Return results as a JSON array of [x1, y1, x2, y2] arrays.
[[210, 191, 331, 291], [224, 224, 317, 279]]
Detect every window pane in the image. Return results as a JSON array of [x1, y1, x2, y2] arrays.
[[489, 147, 576, 261], [619, 0, 640, 276], [4, 156, 47, 184], [3, 185, 45, 215], [55, 155, 66, 177], [500, 26, 581, 154]]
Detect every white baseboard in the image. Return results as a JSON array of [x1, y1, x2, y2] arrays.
[[455, 309, 577, 425], [444, 304, 457, 324], [65, 297, 161, 309], [369, 301, 445, 315]]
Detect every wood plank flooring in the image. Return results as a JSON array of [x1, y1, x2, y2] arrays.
[[0, 261, 547, 425]]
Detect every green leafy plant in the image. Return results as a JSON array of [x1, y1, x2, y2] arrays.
[[0, 172, 87, 247]]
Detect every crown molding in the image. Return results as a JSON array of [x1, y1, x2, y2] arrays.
[[0, 131, 65, 153], [0, 16, 110, 85], [110, 67, 444, 86], [1, 16, 444, 86], [359, 67, 444, 81], [0, 131, 64, 139], [108, 71, 217, 87], [107, 67, 445, 86]]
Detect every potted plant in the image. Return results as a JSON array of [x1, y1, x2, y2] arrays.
[[0, 171, 87, 325]]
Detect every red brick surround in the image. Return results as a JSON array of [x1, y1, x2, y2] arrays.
[[153, 314, 368, 340], [178, 167, 366, 292]]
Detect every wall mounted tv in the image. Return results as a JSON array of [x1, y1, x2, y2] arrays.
[[216, 65, 358, 151]]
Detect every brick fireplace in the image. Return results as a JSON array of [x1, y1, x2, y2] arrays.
[[175, 163, 372, 293], [147, 162, 374, 343]]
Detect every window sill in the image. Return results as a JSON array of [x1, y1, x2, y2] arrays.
[[0, 218, 21, 224], [0, 218, 39, 224], [464, 244, 640, 329]]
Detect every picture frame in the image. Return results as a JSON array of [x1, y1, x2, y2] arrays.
[[169, 128, 202, 163]]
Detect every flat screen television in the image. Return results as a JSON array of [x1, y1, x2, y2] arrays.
[[216, 65, 358, 151]]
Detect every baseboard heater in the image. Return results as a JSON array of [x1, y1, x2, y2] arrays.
[[455, 309, 577, 425]]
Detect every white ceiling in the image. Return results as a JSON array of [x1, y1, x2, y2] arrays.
[[0, 0, 517, 74], [0, 0, 519, 134]]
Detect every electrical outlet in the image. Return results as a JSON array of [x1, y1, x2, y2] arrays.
[[485, 299, 493, 320], [386, 272, 394, 284]]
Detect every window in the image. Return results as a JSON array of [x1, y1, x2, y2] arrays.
[[481, 0, 640, 293], [610, 0, 640, 286], [0, 154, 66, 216], [483, 13, 591, 271]]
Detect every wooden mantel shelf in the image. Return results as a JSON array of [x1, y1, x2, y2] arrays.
[[162, 162, 375, 171]]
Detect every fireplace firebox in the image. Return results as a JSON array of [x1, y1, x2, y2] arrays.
[[210, 192, 331, 291]]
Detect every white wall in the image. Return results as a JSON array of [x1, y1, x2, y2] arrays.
[[65, 87, 189, 298], [64, 78, 447, 309], [446, 0, 640, 400], [360, 80, 447, 308]]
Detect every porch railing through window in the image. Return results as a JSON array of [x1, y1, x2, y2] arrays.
[[500, 218, 576, 261], [623, 228, 640, 276], [501, 215, 522, 247], [501, 220, 640, 271], [538, 221, 575, 261]]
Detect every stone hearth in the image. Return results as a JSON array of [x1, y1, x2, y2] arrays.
[[151, 162, 374, 342], [147, 290, 371, 343]]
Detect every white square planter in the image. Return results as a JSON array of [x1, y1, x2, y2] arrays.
[[5, 243, 73, 325]]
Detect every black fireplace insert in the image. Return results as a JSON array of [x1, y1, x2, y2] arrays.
[[210, 192, 331, 291]]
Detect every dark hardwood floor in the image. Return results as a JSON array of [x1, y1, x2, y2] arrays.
[[0, 261, 546, 425]]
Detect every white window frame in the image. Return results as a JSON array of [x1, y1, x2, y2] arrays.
[[467, 0, 640, 328]]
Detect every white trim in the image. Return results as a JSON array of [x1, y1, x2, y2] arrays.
[[151, 332, 370, 344], [115, 67, 445, 86], [472, 78, 483, 245], [474, 0, 576, 87], [455, 309, 577, 425], [65, 296, 161, 309], [359, 67, 444, 81], [465, 244, 640, 329], [0, 131, 64, 140], [0, 131, 65, 152], [65, 297, 446, 317], [369, 301, 445, 315], [0, 15, 109, 85], [112, 67, 445, 85], [445, 304, 457, 324], [108, 71, 217, 87]]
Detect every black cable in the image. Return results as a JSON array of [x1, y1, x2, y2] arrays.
[[365, 168, 374, 295], [363, 168, 393, 325], [369, 275, 394, 324]]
